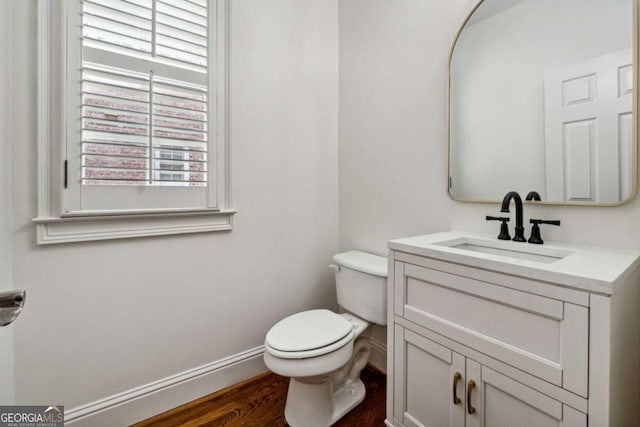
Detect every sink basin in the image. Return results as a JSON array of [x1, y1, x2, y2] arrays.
[[436, 237, 573, 264]]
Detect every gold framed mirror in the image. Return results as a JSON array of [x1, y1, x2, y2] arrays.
[[448, 0, 638, 205]]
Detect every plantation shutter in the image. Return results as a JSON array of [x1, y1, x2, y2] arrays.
[[79, 0, 210, 194]]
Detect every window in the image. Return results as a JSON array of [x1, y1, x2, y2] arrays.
[[35, 0, 233, 244]]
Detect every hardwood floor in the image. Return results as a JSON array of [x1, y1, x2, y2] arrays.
[[132, 366, 386, 427]]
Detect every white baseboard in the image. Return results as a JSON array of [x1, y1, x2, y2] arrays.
[[369, 336, 387, 374], [65, 338, 386, 426], [66, 346, 267, 427]]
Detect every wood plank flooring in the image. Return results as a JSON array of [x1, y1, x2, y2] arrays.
[[132, 366, 386, 427]]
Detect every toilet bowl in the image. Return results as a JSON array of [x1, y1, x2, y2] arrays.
[[264, 251, 387, 427]]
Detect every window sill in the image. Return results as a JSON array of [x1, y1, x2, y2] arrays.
[[33, 209, 236, 244]]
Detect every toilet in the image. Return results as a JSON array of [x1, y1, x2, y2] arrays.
[[264, 250, 387, 427]]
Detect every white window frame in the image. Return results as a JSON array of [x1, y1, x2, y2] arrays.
[[34, 0, 234, 245]]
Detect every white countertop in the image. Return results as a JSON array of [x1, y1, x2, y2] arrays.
[[388, 231, 640, 295]]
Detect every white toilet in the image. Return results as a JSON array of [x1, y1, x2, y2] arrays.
[[264, 250, 387, 427]]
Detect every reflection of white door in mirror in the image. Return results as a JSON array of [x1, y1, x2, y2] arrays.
[[544, 49, 633, 202]]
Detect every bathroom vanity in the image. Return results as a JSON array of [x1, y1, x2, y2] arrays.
[[385, 231, 640, 427]]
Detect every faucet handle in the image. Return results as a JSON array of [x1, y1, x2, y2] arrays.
[[525, 191, 542, 201], [528, 219, 561, 245], [486, 216, 511, 240]]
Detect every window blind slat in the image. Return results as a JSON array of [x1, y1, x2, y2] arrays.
[[153, 81, 206, 100], [83, 17, 152, 42], [153, 105, 206, 122], [152, 128, 204, 141], [156, 24, 207, 47], [153, 117, 205, 131], [152, 148, 206, 162], [158, 0, 207, 18], [83, 30, 151, 54], [84, 108, 148, 124], [84, 142, 149, 158], [83, 180, 152, 186], [153, 159, 207, 172], [156, 47, 207, 68], [121, 0, 153, 9], [83, 5, 151, 31], [185, 0, 207, 8], [156, 34, 207, 57], [84, 0, 152, 21], [153, 95, 205, 112], [84, 95, 149, 114], [83, 120, 148, 137], [153, 171, 207, 184], [83, 167, 149, 181], [83, 63, 150, 83], [84, 83, 149, 102], [153, 138, 207, 151], [83, 155, 149, 170], [157, 12, 206, 37], [153, 178, 207, 187], [157, 1, 207, 26], [83, 133, 149, 146]]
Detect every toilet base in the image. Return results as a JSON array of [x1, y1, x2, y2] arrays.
[[284, 377, 366, 427], [330, 378, 366, 424]]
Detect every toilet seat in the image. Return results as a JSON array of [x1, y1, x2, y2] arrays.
[[266, 309, 355, 359]]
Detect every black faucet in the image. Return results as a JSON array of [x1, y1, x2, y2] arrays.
[[500, 191, 526, 242]]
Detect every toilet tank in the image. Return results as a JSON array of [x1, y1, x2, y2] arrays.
[[332, 251, 387, 325]]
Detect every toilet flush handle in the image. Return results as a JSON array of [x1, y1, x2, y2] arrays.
[[328, 264, 341, 272]]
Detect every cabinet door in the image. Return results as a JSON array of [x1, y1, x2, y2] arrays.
[[394, 326, 465, 427], [465, 360, 587, 427]]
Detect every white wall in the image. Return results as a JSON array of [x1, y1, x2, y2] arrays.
[[8, 0, 339, 416], [450, 0, 631, 200], [0, 0, 15, 406], [339, 0, 469, 254], [340, 0, 640, 256], [339, 0, 474, 348]]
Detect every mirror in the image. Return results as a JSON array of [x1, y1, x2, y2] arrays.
[[448, 0, 637, 205]]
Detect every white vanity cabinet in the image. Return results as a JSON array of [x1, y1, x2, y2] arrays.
[[386, 232, 640, 427]]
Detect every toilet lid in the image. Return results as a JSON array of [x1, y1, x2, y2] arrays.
[[266, 309, 354, 353]]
